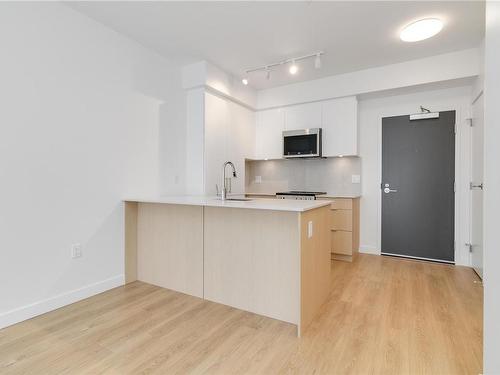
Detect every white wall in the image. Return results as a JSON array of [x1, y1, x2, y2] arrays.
[[358, 85, 473, 265], [0, 3, 183, 328], [483, 2, 500, 372], [257, 48, 480, 109]]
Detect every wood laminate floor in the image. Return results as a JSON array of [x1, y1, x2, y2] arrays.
[[0, 254, 483, 374]]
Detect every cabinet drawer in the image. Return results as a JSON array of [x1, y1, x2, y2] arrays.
[[330, 209, 352, 231], [330, 199, 352, 210], [331, 231, 353, 255]]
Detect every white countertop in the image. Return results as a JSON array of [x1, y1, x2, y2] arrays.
[[124, 195, 331, 212]]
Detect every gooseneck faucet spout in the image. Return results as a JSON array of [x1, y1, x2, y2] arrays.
[[221, 161, 237, 201]]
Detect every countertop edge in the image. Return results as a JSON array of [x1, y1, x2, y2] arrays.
[[123, 196, 331, 212], [245, 193, 362, 199]]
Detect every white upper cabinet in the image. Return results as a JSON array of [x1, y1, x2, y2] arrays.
[[227, 101, 255, 193], [321, 96, 358, 157], [255, 108, 285, 160], [204, 93, 230, 195], [254, 97, 357, 160], [284, 102, 322, 130], [204, 92, 255, 195]]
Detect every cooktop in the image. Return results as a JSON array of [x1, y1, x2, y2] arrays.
[[276, 191, 327, 196]]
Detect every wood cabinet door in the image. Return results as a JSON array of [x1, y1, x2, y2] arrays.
[[330, 198, 353, 210], [331, 230, 353, 255], [330, 209, 353, 231]]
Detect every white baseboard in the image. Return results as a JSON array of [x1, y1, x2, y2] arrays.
[[0, 275, 124, 330], [359, 245, 380, 255]]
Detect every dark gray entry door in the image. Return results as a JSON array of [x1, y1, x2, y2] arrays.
[[381, 111, 455, 263]]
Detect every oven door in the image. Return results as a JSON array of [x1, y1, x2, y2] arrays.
[[283, 128, 322, 158]]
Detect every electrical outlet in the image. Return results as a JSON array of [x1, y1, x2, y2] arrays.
[[71, 243, 82, 259], [308, 221, 313, 238], [351, 174, 361, 184]]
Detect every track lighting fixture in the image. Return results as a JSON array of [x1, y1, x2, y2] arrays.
[[242, 51, 324, 83]]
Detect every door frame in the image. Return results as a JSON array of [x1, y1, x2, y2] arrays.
[[375, 104, 472, 266], [470, 89, 484, 278]]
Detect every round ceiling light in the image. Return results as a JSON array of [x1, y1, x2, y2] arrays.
[[400, 18, 443, 42], [289, 60, 298, 75], [242, 78, 248, 85]]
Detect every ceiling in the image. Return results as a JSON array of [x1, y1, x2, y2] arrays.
[[68, 1, 485, 90]]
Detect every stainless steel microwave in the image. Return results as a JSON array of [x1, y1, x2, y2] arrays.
[[283, 128, 322, 158]]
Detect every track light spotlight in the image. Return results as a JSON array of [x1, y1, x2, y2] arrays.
[[314, 53, 322, 69]]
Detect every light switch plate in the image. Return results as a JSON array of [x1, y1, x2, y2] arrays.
[[307, 221, 313, 238], [351, 174, 361, 184], [255, 175, 262, 184], [71, 243, 82, 258]]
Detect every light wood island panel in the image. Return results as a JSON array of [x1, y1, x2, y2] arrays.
[[124, 201, 331, 336], [136, 203, 204, 298], [203, 207, 300, 325], [300, 205, 331, 332], [124, 201, 138, 283]]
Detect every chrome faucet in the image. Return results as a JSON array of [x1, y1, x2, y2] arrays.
[[221, 161, 237, 201]]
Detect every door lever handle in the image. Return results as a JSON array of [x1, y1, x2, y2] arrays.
[[383, 187, 398, 194], [470, 182, 483, 190]]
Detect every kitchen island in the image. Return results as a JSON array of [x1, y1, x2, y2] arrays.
[[124, 196, 331, 336]]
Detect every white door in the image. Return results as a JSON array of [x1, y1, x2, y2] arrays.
[[470, 94, 484, 279]]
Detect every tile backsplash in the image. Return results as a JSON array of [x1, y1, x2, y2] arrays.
[[245, 157, 362, 196]]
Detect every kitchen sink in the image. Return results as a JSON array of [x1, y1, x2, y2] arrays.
[[215, 198, 253, 201]]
